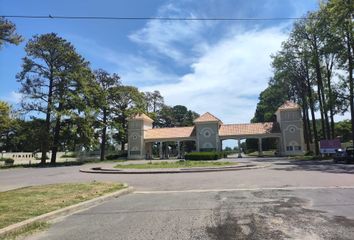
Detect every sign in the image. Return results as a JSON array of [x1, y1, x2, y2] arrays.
[[319, 139, 341, 154]]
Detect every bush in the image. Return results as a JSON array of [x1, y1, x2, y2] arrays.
[[304, 151, 314, 156], [0, 158, 15, 165], [106, 151, 128, 160], [184, 152, 225, 161]]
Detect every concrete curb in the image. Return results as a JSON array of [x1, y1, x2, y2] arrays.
[[0, 184, 134, 238], [80, 164, 270, 174]]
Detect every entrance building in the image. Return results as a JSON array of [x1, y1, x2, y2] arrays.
[[127, 101, 305, 159]]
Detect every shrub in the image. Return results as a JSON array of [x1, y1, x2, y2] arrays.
[[184, 152, 225, 161], [304, 151, 314, 156], [0, 158, 15, 165], [106, 151, 128, 160]]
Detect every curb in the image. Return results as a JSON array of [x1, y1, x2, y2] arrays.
[[80, 164, 270, 174], [0, 184, 134, 238]]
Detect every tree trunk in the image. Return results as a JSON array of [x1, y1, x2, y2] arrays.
[[51, 112, 61, 164], [302, 102, 311, 151], [313, 38, 329, 139], [100, 108, 107, 161], [326, 64, 335, 139], [41, 69, 54, 164], [305, 60, 319, 155]]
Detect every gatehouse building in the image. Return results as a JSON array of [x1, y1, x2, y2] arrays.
[[127, 101, 305, 159]]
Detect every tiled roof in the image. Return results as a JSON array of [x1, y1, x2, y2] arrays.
[[194, 112, 223, 123], [277, 101, 300, 110], [129, 113, 153, 122], [219, 122, 280, 137], [145, 126, 196, 140]]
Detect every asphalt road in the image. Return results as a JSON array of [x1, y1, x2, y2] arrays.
[[28, 188, 354, 240], [1, 157, 354, 239]]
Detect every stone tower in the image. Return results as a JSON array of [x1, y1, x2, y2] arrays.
[[194, 112, 223, 152], [127, 113, 153, 159], [275, 101, 305, 155]]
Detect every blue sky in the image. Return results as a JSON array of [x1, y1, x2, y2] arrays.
[[0, 0, 323, 125]]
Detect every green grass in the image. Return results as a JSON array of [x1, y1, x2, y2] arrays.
[[0, 158, 127, 170], [246, 150, 276, 157], [0, 182, 125, 230], [1, 222, 50, 240], [114, 160, 237, 169]]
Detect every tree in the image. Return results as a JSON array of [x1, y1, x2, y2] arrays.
[[144, 90, 164, 113], [17, 33, 94, 164], [0, 101, 11, 136], [0, 17, 22, 48], [93, 69, 121, 160], [327, 0, 354, 145], [112, 86, 146, 150]]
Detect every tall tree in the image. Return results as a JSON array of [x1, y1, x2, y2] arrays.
[[0, 17, 22, 48], [93, 69, 121, 160], [17, 33, 94, 164], [144, 90, 164, 113], [112, 86, 146, 150], [327, 0, 354, 145]]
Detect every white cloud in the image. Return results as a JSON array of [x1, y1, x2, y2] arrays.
[[142, 26, 288, 123], [128, 4, 207, 64], [1, 91, 22, 104]]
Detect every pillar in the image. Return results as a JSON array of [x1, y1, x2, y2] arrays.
[[238, 139, 242, 158], [258, 138, 263, 157], [177, 141, 181, 159], [159, 142, 163, 159], [165, 143, 169, 159]]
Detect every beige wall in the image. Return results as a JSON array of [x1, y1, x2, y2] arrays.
[[195, 122, 220, 151]]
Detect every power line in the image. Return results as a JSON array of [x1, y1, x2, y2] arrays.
[[1, 15, 319, 21]]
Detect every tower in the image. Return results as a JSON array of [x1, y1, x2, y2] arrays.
[[275, 101, 305, 155], [194, 112, 223, 151], [127, 113, 153, 159]]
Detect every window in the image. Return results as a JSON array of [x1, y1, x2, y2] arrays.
[[286, 146, 293, 151], [294, 146, 301, 151]]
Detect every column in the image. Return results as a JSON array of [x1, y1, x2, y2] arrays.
[[258, 138, 263, 157], [159, 142, 163, 159], [165, 143, 169, 159], [177, 141, 181, 159], [238, 139, 242, 158]]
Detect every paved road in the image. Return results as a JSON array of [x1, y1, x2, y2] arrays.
[[1, 157, 354, 239], [1, 157, 354, 192], [28, 188, 354, 240]]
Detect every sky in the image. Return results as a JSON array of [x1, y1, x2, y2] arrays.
[[2, 0, 347, 128]]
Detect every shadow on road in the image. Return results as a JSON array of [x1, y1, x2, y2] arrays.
[[268, 160, 354, 174]]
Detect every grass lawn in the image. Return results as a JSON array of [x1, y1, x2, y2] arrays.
[[246, 150, 276, 157], [114, 160, 237, 169], [0, 182, 125, 230], [0, 159, 127, 170]]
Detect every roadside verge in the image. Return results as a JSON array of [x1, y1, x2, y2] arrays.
[[0, 184, 133, 239]]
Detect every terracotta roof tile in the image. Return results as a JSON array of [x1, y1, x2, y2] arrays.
[[129, 113, 153, 122], [145, 126, 196, 140], [278, 101, 300, 110], [194, 112, 223, 123], [219, 122, 280, 137]]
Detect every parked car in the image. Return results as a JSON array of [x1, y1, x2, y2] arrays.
[[333, 146, 354, 164]]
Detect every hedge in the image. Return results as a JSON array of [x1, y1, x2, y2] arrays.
[[184, 152, 226, 161], [106, 151, 128, 160], [0, 158, 15, 165]]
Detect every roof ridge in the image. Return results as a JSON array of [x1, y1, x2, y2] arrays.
[[194, 112, 223, 123]]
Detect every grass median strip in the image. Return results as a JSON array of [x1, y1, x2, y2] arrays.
[[114, 160, 237, 169], [0, 182, 125, 230]]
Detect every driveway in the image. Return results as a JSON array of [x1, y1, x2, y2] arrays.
[[1, 157, 354, 239]]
